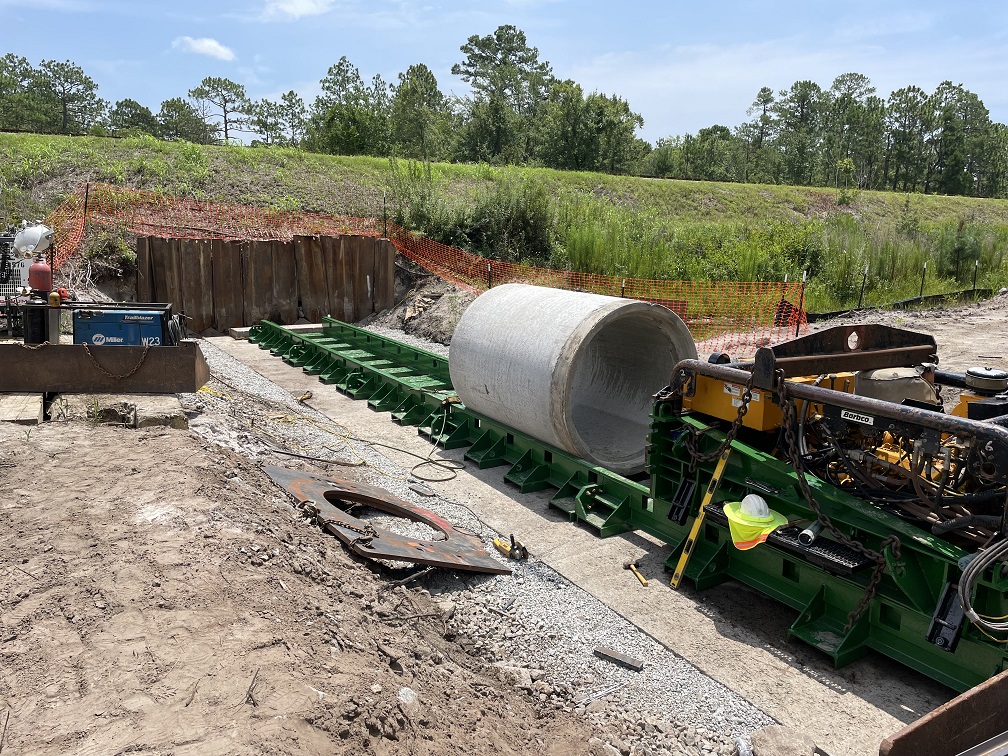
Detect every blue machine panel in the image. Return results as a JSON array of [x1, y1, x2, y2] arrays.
[[73, 309, 167, 346]]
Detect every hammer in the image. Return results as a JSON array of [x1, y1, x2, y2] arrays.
[[624, 559, 648, 587]]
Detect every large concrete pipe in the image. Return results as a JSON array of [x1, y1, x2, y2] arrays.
[[449, 283, 697, 474]]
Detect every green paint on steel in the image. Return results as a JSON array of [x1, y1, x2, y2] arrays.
[[643, 398, 1008, 693], [248, 318, 1008, 693]]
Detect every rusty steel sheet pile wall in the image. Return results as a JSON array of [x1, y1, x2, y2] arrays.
[[137, 235, 394, 331], [47, 182, 806, 353]]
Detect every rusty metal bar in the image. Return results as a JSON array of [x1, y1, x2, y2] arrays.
[[754, 344, 938, 384], [0, 341, 210, 393]]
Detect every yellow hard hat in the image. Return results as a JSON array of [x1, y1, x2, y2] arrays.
[[723, 494, 787, 550]]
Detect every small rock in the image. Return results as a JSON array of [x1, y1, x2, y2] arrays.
[[586, 699, 607, 714], [398, 686, 419, 718], [493, 664, 533, 690], [607, 736, 629, 755], [371, 684, 382, 694]]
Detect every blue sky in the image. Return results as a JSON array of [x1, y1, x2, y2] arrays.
[[4, 0, 1008, 143]]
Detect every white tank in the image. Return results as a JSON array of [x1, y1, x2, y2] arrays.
[[448, 283, 697, 474]]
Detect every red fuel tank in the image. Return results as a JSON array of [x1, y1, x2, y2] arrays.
[[28, 257, 52, 292]]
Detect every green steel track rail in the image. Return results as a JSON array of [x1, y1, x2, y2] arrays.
[[248, 318, 1008, 692], [248, 318, 648, 537]]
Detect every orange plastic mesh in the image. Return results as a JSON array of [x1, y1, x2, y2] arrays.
[[45, 183, 807, 356]]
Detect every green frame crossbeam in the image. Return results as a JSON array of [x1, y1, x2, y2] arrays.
[[248, 318, 1008, 692]]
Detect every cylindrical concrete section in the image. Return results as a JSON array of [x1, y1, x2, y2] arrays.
[[449, 283, 698, 474]]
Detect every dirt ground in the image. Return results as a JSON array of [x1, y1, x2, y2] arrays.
[[3, 290, 1008, 756], [0, 423, 590, 755]]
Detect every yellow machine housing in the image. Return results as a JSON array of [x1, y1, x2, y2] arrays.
[[683, 372, 857, 432]]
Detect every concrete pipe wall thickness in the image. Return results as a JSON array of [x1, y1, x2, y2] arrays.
[[448, 283, 698, 475]]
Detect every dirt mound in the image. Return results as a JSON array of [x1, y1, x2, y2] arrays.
[[362, 259, 476, 346], [0, 422, 590, 755]]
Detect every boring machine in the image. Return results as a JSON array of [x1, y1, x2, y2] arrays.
[[648, 323, 1008, 691]]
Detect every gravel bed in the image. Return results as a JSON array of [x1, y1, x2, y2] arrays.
[[181, 336, 773, 755], [366, 324, 451, 359]]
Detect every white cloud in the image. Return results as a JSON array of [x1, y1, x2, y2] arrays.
[[261, 0, 336, 20], [172, 36, 236, 61]]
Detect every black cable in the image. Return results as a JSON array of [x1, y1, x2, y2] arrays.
[[261, 442, 364, 467], [208, 369, 465, 482], [932, 514, 1003, 535]]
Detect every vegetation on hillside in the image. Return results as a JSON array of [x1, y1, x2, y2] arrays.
[[3, 133, 1008, 313], [4, 26, 1008, 199]]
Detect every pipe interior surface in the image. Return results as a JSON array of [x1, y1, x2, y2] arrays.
[[568, 309, 683, 471], [449, 284, 697, 474]]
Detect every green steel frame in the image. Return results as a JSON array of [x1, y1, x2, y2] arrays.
[[248, 318, 1008, 692]]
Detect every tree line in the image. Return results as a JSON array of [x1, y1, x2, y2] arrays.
[[646, 74, 1008, 199], [2, 25, 1006, 198]]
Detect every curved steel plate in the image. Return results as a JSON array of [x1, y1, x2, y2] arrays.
[[265, 466, 509, 575]]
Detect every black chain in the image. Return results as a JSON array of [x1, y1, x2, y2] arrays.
[[776, 371, 901, 632], [83, 343, 153, 381], [682, 371, 755, 473], [301, 499, 377, 547]]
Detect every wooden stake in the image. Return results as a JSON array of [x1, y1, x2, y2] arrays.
[[243, 668, 260, 707], [0, 708, 10, 754]]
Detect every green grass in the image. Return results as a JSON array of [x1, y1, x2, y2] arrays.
[[5, 132, 1008, 312]]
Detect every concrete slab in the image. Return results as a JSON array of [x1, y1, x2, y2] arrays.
[[0, 392, 43, 424], [207, 335, 955, 756], [229, 323, 324, 340], [57, 393, 188, 429]]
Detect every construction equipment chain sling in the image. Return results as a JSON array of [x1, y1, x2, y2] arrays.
[[83, 343, 153, 381], [680, 370, 755, 473], [301, 500, 377, 547], [775, 371, 901, 632]]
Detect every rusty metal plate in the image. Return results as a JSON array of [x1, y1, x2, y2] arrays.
[[0, 340, 210, 393], [880, 667, 1008, 756], [751, 324, 939, 389], [265, 466, 510, 575]]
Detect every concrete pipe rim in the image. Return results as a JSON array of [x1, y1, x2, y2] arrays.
[[557, 300, 697, 475]]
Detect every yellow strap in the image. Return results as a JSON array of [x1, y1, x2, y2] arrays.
[[670, 449, 731, 589]]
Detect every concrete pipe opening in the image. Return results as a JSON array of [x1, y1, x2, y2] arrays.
[[448, 284, 697, 475]]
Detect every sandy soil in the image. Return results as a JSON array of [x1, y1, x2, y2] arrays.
[[0, 423, 589, 755]]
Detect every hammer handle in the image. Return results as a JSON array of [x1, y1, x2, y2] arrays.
[[630, 564, 649, 587]]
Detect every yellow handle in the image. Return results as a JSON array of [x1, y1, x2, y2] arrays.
[[630, 565, 649, 587]]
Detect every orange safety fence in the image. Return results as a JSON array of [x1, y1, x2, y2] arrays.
[[45, 183, 807, 356]]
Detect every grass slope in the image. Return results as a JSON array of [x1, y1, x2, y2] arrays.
[[4, 132, 1008, 312]]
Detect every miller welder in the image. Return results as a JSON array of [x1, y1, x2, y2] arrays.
[[73, 303, 185, 346]]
